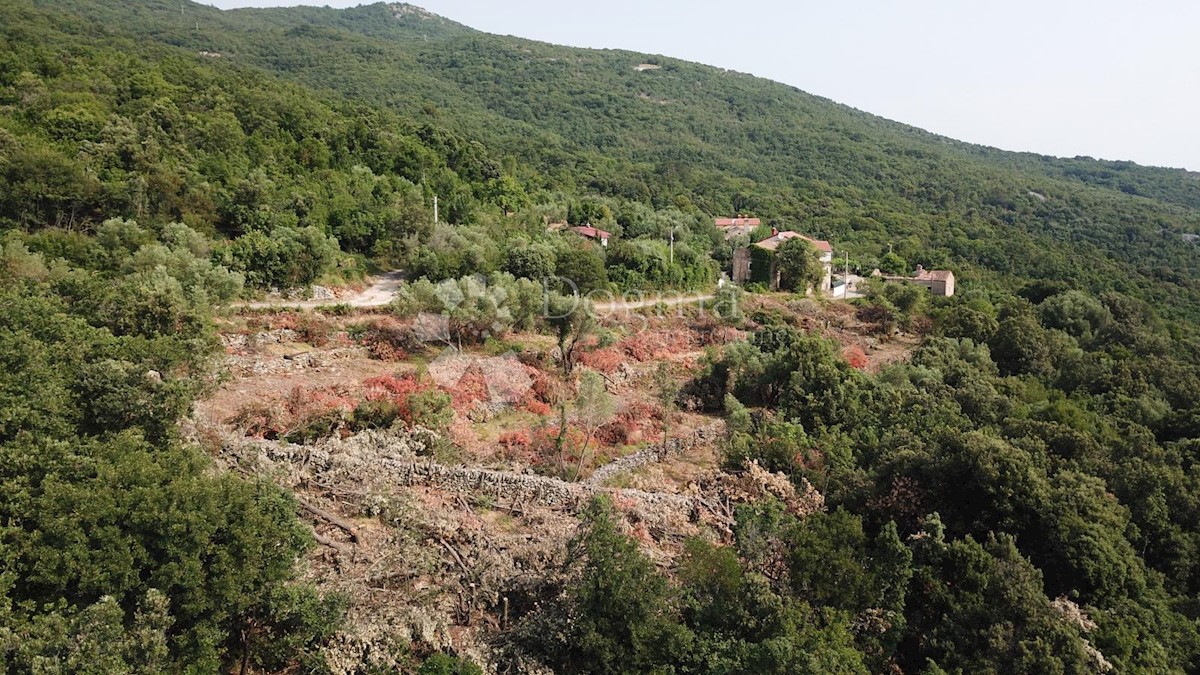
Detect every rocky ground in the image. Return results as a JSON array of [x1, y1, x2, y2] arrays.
[[189, 296, 908, 672]]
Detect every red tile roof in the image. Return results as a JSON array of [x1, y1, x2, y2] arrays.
[[915, 268, 954, 281], [754, 231, 832, 253], [715, 217, 761, 227], [568, 225, 611, 240]]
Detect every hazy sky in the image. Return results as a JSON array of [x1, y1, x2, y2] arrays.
[[201, 0, 1200, 170]]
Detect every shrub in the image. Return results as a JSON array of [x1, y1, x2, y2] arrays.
[[498, 429, 532, 455], [220, 225, 341, 289], [284, 408, 345, 445], [348, 398, 401, 431], [409, 388, 453, 430], [390, 272, 542, 345], [576, 346, 625, 374], [228, 401, 289, 439], [843, 344, 869, 369], [294, 312, 333, 347], [363, 373, 426, 404], [505, 241, 557, 281], [362, 373, 453, 429], [595, 419, 638, 446], [360, 317, 416, 361], [529, 371, 558, 404], [447, 368, 491, 413], [418, 653, 483, 675], [710, 284, 743, 321], [519, 393, 552, 416], [620, 331, 691, 361]]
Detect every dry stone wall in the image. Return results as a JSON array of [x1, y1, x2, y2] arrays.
[[381, 459, 695, 516], [585, 422, 723, 487]]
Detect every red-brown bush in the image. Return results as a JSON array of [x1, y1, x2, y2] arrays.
[[447, 367, 490, 413], [519, 392, 553, 416], [577, 347, 625, 374], [227, 401, 289, 439], [595, 419, 639, 446], [360, 318, 414, 361], [529, 370, 558, 404], [619, 331, 692, 361], [363, 373, 431, 422], [295, 313, 334, 347], [842, 345, 870, 370], [498, 429, 531, 451]]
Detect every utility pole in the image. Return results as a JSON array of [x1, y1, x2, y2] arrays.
[[433, 195, 438, 226], [669, 227, 675, 265], [845, 250, 850, 296]]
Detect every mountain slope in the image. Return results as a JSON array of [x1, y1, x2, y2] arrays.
[[9, 3, 1200, 672], [24, 0, 1200, 315]]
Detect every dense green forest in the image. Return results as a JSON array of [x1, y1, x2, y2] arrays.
[[5, 0, 1200, 671], [15, 0, 1200, 314], [7, 0, 1200, 312]]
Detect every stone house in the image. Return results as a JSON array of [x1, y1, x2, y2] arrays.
[[740, 231, 833, 292], [875, 265, 956, 297]]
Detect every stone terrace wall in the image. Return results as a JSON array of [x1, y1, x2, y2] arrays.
[[382, 458, 695, 514], [585, 422, 723, 487]]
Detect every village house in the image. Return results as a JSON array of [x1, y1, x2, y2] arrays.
[[567, 225, 611, 247], [911, 265, 955, 296], [875, 265, 956, 297], [732, 230, 833, 293], [714, 216, 761, 240]]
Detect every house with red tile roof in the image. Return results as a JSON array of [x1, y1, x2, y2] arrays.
[[714, 216, 762, 240], [714, 217, 761, 227], [754, 231, 832, 254], [567, 225, 611, 247], [733, 231, 834, 293], [912, 265, 955, 296], [755, 232, 833, 292]]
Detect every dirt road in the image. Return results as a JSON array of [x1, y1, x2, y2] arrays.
[[232, 271, 406, 309], [591, 293, 713, 312], [233, 272, 713, 313]]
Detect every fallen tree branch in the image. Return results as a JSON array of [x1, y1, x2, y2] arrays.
[[311, 527, 348, 551], [438, 537, 471, 577], [298, 499, 360, 543]]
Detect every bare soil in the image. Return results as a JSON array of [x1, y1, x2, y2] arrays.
[[189, 294, 914, 672]]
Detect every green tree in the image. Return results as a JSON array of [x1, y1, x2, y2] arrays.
[[774, 238, 824, 292], [553, 247, 609, 295], [571, 369, 617, 480], [526, 496, 690, 673], [1039, 290, 1111, 345], [505, 241, 557, 281], [902, 517, 1091, 674], [545, 292, 595, 375], [879, 251, 909, 275], [989, 302, 1053, 377]]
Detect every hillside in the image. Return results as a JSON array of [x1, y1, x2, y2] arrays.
[[6, 1, 1200, 673], [10, 0, 1200, 320]]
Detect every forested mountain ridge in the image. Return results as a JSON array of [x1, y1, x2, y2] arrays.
[[13, 0, 1200, 321], [8, 1, 1200, 672]]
